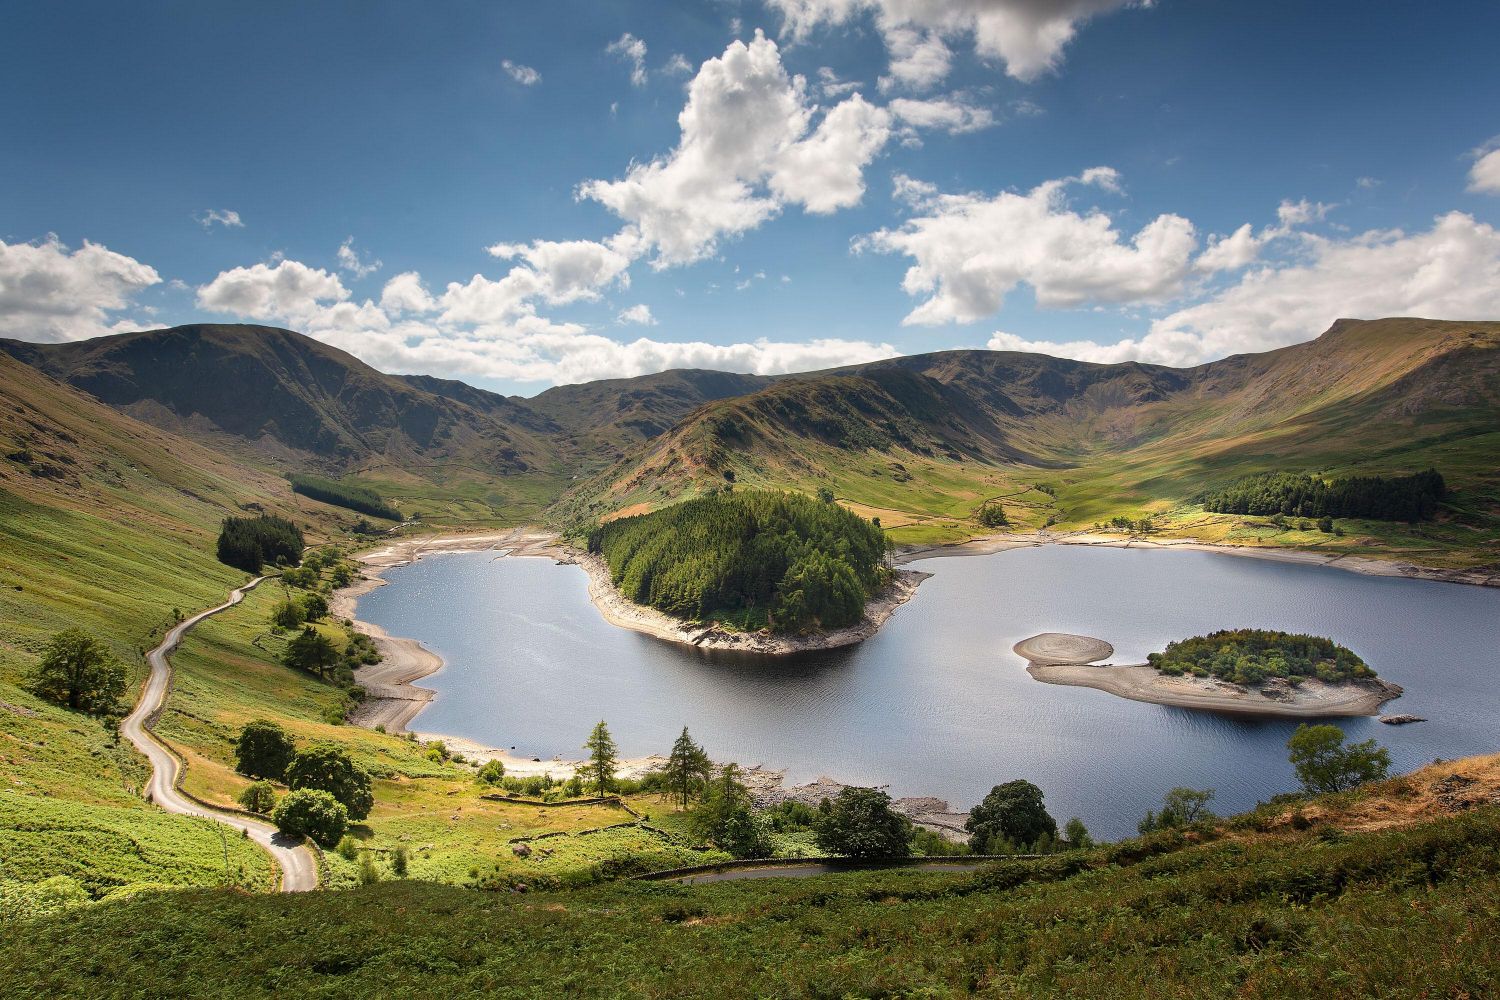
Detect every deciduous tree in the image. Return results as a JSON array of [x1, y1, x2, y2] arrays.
[[27, 630, 126, 716]]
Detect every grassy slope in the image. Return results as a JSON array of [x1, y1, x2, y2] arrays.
[[2, 760, 1497, 998], [557, 320, 1500, 563]]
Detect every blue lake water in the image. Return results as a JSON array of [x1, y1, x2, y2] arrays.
[[356, 544, 1500, 838]]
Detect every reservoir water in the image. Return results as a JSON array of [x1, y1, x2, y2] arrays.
[[356, 544, 1500, 838]]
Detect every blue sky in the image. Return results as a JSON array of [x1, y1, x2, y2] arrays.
[[3, 0, 1499, 394]]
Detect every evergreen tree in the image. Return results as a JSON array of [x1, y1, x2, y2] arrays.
[[583, 720, 618, 795], [283, 627, 338, 678], [661, 727, 713, 807]]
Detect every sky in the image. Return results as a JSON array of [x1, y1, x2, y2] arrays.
[[3, 0, 1500, 396]]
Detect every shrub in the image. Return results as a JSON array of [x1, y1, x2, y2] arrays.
[[391, 845, 409, 877], [475, 760, 506, 785], [272, 789, 348, 847], [237, 780, 278, 814]]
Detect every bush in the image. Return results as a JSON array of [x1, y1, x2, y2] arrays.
[[975, 501, 1010, 528], [272, 789, 348, 847], [391, 845, 409, 878], [815, 787, 913, 859], [284, 744, 374, 820], [217, 515, 304, 573], [475, 760, 506, 785], [234, 720, 296, 780], [690, 767, 774, 859], [237, 781, 278, 814]]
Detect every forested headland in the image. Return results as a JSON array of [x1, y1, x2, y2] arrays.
[[587, 490, 889, 632], [1198, 469, 1445, 522], [1147, 629, 1376, 686], [288, 474, 402, 521]]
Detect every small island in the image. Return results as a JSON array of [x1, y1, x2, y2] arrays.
[[579, 489, 926, 654], [1017, 629, 1403, 717]]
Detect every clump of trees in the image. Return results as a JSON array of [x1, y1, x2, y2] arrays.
[[1138, 787, 1216, 834], [1198, 468, 1445, 523], [587, 490, 888, 632], [284, 743, 374, 820], [974, 501, 1010, 528], [217, 515, 304, 573], [692, 765, 775, 859], [288, 474, 402, 521], [1147, 629, 1374, 686], [26, 630, 126, 716], [1287, 724, 1390, 793], [966, 780, 1058, 854]]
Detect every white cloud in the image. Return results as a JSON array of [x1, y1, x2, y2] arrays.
[[861, 168, 1197, 324], [379, 271, 436, 314], [616, 303, 657, 325], [501, 59, 541, 86], [1469, 147, 1500, 195], [483, 237, 633, 304], [770, 0, 1146, 85], [195, 259, 348, 323], [816, 65, 862, 97], [336, 237, 382, 279], [664, 53, 694, 76], [0, 234, 162, 342], [888, 94, 996, 135], [196, 209, 243, 229], [1194, 223, 1261, 273], [607, 33, 648, 86], [580, 31, 892, 266], [988, 212, 1500, 366]]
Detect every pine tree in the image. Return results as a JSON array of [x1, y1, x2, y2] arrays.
[[661, 727, 712, 807], [583, 720, 618, 795]]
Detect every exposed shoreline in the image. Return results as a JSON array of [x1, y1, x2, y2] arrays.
[[1012, 632, 1405, 718], [897, 529, 1499, 588]]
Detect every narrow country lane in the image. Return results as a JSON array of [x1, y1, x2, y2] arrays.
[[120, 576, 318, 892]]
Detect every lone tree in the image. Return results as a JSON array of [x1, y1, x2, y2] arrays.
[[1287, 724, 1390, 794], [815, 786, 913, 859], [27, 630, 126, 716], [661, 727, 713, 807], [583, 720, 618, 795], [1139, 787, 1216, 834], [1062, 817, 1093, 850], [234, 719, 296, 780], [272, 788, 348, 847], [966, 780, 1057, 853], [691, 764, 773, 859], [282, 627, 338, 678], [284, 743, 374, 820]]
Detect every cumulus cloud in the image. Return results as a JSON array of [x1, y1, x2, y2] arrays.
[[195, 259, 348, 323], [607, 33, 648, 86], [0, 234, 162, 342], [616, 303, 657, 325], [379, 271, 436, 314], [861, 168, 1197, 324], [196, 209, 243, 229], [1469, 147, 1500, 195], [770, 0, 1146, 85], [501, 59, 541, 85], [336, 237, 382, 279], [888, 94, 996, 135], [483, 238, 633, 304], [988, 212, 1500, 366], [580, 31, 892, 265]]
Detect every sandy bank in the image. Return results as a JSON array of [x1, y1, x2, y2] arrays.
[[1012, 632, 1404, 718], [898, 530, 1499, 588], [571, 549, 929, 655]]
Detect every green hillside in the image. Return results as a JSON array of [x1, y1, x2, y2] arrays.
[[3, 769, 1497, 998]]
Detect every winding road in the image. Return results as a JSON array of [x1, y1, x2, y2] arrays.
[[120, 576, 318, 893]]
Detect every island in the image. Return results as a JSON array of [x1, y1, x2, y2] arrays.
[[1016, 629, 1403, 717], [580, 489, 928, 654]]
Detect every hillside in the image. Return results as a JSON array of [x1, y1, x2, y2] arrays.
[[3, 759, 1497, 997], [558, 319, 1500, 565]]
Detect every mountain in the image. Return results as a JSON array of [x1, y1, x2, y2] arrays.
[[556, 319, 1500, 560]]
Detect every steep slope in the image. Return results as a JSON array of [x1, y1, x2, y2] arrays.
[[2, 325, 557, 475], [557, 319, 1500, 560]]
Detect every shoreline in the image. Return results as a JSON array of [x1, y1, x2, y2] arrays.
[[1012, 632, 1405, 718], [895, 529, 1499, 587]]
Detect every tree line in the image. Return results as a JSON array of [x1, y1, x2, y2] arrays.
[[1197, 468, 1446, 522], [587, 490, 889, 632], [288, 474, 402, 521], [216, 514, 304, 573], [1147, 629, 1375, 686]]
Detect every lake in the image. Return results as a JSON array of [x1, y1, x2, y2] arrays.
[[355, 544, 1500, 838]]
